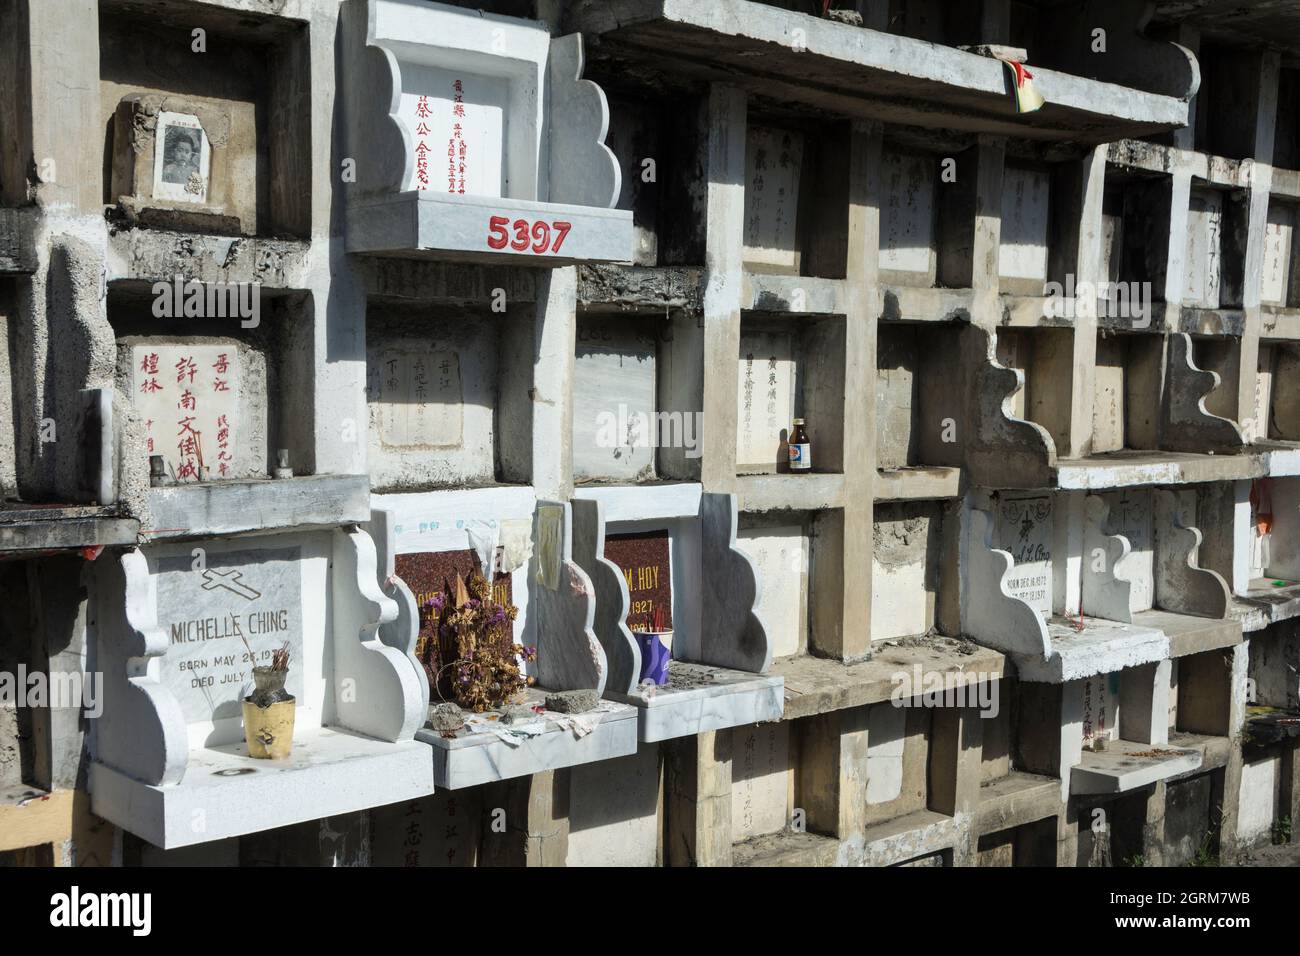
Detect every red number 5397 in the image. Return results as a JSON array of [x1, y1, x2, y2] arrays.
[[486, 215, 572, 254]]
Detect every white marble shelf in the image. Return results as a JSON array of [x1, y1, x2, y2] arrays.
[[1051, 451, 1264, 491], [416, 691, 639, 789], [607, 661, 784, 743], [346, 192, 633, 265], [1069, 738, 1202, 795], [0, 503, 138, 553], [90, 726, 435, 849], [1232, 579, 1300, 633], [1016, 616, 1168, 683]]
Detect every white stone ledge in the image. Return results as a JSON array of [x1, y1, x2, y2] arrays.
[[145, 474, 370, 540], [417, 700, 639, 789], [608, 662, 784, 743], [1069, 738, 1202, 795], [90, 730, 434, 849]]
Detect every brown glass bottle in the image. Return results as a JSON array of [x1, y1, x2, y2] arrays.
[[788, 418, 811, 473]]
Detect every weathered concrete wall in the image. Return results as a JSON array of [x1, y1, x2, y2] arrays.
[[872, 502, 940, 642], [567, 746, 660, 867]]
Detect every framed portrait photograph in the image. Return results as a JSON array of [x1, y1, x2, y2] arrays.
[[152, 111, 211, 203]]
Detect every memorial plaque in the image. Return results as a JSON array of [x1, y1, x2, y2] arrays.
[[395, 547, 512, 612], [133, 344, 240, 482], [604, 530, 672, 631], [879, 151, 936, 278], [1081, 672, 1119, 747], [995, 496, 1053, 616], [736, 331, 796, 470], [999, 166, 1050, 282], [743, 126, 803, 273], [1262, 205, 1294, 306], [152, 111, 211, 204], [153, 545, 302, 723], [731, 722, 789, 841], [1184, 191, 1223, 308], [376, 349, 463, 448], [573, 321, 656, 480], [400, 66, 506, 197], [371, 791, 480, 867]]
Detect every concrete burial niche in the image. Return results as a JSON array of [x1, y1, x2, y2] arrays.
[[573, 487, 783, 742], [375, 488, 639, 789], [1261, 199, 1300, 309], [106, 287, 361, 529], [339, 0, 632, 263], [876, 322, 966, 473], [966, 486, 1235, 684], [1091, 332, 1166, 453], [999, 164, 1052, 296], [87, 527, 432, 848], [994, 327, 1074, 456], [366, 303, 533, 492], [1102, 165, 1173, 306], [99, 1, 311, 238], [571, 312, 702, 483], [736, 314, 846, 475], [742, 120, 848, 279], [871, 501, 951, 643], [1183, 185, 1250, 312]]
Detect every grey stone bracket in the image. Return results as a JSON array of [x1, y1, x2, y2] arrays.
[[1162, 332, 1247, 454], [528, 499, 607, 694], [966, 325, 1057, 489], [700, 491, 772, 674], [339, 0, 633, 263], [1152, 488, 1231, 618]]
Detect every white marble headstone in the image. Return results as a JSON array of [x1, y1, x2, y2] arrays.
[[132, 344, 240, 481], [736, 332, 796, 470], [151, 543, 303, 725], [400, 65, 506, 197], [1101, 489, 1155, 614], [994, 495, 1053, 616]]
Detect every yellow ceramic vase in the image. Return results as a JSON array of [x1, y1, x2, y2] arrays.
[[243, 667, 295, 759], [243, 697, 296, 758]]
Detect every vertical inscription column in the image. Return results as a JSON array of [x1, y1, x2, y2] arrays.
[[700, 85, 747, 493]]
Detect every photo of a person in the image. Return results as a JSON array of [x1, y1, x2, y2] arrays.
[[152, 111, 210, 203], [161, 127, 200, 185]]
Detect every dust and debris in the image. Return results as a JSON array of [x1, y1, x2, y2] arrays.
[[883, 630, 977, 656]]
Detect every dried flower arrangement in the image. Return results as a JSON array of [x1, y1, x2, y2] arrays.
[[415, 569, 534, 713]]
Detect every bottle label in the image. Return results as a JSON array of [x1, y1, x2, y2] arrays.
[[789, 443, 811, 470]]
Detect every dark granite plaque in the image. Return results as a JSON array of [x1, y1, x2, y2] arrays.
[[604, 530, 673, 630]]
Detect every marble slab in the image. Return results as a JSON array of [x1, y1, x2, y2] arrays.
[[1069, 738, 1202, 795], [416, 690, 638, 789], [607, 661, 784, 742], [90, 728, 434, 850]]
